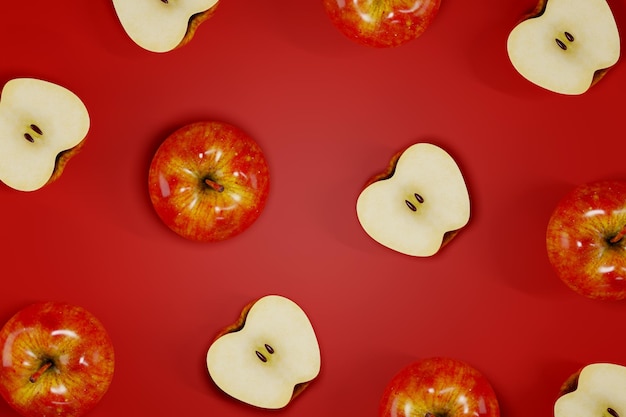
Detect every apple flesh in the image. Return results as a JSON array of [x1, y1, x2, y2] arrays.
[[555, 363, 626, 417], [0, 78, 90, 192], [148, 121, 270, 242], [379, 357, 500, 417], [507, 0, 620, 95], [546, 180, 626, 300], [356, 143, 470, 256], [322, 0, 441, 48], [0, 302, 114, 417], [206, 295, 321, 409], [113, 0, 220, 53]]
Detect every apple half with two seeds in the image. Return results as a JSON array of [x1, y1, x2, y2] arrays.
[[507, 0, 620, 95], [555, 363, 626, 417], [0, 78, 90, 192], [113, 0, 220, 53], [206, 295, 321, 409], [356, 143, 470, 257]]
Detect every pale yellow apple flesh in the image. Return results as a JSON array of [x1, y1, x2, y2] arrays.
[[507, 0, 620, 95], [356, 143, 470, 257], [555, 363, 626, 417], [206, 295, 321, 409], [112, 0, 219, 53], [0, 78, 90, 192]]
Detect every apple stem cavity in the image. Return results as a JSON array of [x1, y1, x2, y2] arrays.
[[29, 360, 53, 383], [609, 225, 626, 244], [204, 178, 224, 193]]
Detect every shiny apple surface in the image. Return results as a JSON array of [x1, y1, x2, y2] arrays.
[[379, 357, 500, 417], [322, 0, 441, 47], [0, 302, 115, 417], [148, 121, 270, 242], [546, 180, 626, 300]]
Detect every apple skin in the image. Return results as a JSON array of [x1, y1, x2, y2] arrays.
[[379, 357, 500, 417], [177, 5, 220, 50], [546, 180, 626, 300], [0, 302, 115, 417], [148, 121, 270, 242], [322, 0, 441, 48]]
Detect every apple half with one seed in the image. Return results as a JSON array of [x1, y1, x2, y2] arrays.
[[555, 363, 626, 417], [356, 143, 470, 257], [507, 0, 620, 95], [113, 0, 220, 53], [0, 78, 90, 192], [206, 295, 321, 409]]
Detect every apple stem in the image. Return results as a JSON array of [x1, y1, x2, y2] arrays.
[[204, 178, 224, 192], [610, 225, 626, 244], [29, 360, 53, 383]]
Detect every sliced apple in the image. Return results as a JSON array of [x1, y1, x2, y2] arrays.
[[206, 295, 321, 409], [112, 0, 220, 53], [555, 363, 626, 417], [507, 0, 620, 95], [0, 78, 90, 192], [356, 143, 470, 257]]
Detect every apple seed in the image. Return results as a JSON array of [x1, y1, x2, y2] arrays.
[[255, 344, 275, 363], [29, 360, 54, 383], [555, 32, 574, 51], [161, 0, 168, 3], [608, 408, 619, 417], [30, 124, 43, 135], [23, 133, 35, 143], [23, 124, 43, 143], [405, 193, 425, 212]]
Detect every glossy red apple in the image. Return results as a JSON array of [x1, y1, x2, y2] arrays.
[[0, 302, 115, 417], [148, 121, 270, 242], [546, 180, 626, 300], [379, 357, 500, 417], [322, 0, 441, 48]]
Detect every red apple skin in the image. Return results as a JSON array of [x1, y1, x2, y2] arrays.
[[322, 0, 441, 48], [177, 4, 220, 50], [148, 121, 270, 242], [0, 302, 115, 417], [546, 180, 626, 301], [379, 357, 500, 417]]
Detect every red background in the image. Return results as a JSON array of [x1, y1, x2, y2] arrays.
[[1, 1, 626, 416]]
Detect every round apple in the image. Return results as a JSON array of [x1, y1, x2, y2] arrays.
[[322, 0, 441, 48], [379, 357, 500, 417], [0, 301, 115, 417], [546, 180, 626, 300], [148, 121, 270, 242]]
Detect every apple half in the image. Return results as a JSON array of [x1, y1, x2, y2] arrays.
[[507, 0, 620, 95], [555, 363, 626, 417], [356, 143, 470, 257], [206, 295, 321, 409], [112, 0, 220, 53], [0, 78, 90, 192]]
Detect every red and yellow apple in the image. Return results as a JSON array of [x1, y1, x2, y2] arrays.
[[356, 143, 470, 256], [0, 78, 90, 192], [206, 295, 321, 409], [546, 180, 626, 300], [148, 121, 270, 242], [0, 302, 115, 417], [379, 357, 500, 417], [112, 0, 220, 52], [322, 0, 441, 48]]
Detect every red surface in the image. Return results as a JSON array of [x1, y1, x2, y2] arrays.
[[1, 1, 626, 416]]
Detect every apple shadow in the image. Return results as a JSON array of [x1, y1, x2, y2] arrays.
[[488, 181, 572, 297]]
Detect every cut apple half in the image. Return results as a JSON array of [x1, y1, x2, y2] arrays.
[[507, 0, 620, 95], [356, 143, 470, 257], [0, 78, 90, 192], [206, 295, 321, 409], [112, 0, 220, 53]]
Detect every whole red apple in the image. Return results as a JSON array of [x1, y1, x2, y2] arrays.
[[0, 302, 115, 417], [148, 121, 270, 242], [546, 180, 626, 300], [322, 0, 441, 48], [379, 357, 500, 417]]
